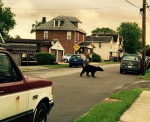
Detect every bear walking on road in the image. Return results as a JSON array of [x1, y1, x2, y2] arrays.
[[80, 65, 104, 77]]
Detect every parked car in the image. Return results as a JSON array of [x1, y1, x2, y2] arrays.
[[62, 54, 74, 63], [69, 54, 87, 67], [0, 47, 54, 122], [120, 54, 141, 74]]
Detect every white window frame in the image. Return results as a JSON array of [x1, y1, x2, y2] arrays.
[[54, 20, 61, 27], [88, 49, 91, 53], [67, 32, 72, 40], [44, 31, 48, 39]]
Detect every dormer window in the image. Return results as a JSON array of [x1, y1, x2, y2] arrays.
[[54, 20, 61, 27]]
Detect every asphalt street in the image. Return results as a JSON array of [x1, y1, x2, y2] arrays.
[[25, 64, 138, 122]]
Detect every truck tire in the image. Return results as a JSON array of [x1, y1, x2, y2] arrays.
[[33, 102, 47, 122]]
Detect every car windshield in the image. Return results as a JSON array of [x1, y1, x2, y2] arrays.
[[72, 55, 80, 58], [123, 56, 139, 61]]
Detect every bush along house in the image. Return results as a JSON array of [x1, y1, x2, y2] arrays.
[[33, 16, 86, 59]]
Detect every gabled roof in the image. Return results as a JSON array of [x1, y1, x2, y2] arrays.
[[91, 33, 123, 42], [86, 36, 113, 43], [79, 41, 94, 48], [33, 16, 85, 34], [79, 42, 92, 47], [54, 16, 81, 23]]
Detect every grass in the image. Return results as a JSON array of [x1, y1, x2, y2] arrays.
[[75, 89, 142, 122], [138, 69, 150, 80], [43, 64, 69, 68], [103, 61, 120, 64], [89, 61, 119, 65]]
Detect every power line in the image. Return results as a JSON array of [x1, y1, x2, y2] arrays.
[[123, 0, 140, 8], [10, 6, 139, 11]]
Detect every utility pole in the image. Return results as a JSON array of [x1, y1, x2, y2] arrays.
[[141, 0, 146, 75]]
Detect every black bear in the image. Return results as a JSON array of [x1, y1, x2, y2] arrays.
[[80, 65, 104, 77]]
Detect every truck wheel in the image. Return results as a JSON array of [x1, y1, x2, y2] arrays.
[[33, 102, 47, 122]]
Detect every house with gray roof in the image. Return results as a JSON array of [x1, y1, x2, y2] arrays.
[[86, 34, 123, 60], [33, 16, 86, 58]]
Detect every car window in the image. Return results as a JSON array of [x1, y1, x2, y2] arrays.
[[0, 53, 21, 83], [123, 56, 139, 61], [72, 55, 81, 58]]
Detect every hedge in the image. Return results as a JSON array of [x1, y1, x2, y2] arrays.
[[35, 52, 55, 65]]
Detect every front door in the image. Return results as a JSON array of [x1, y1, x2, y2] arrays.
[[0, 52, 28, 121]]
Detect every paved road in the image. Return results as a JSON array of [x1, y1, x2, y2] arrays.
[[25, 64, 138, 122]]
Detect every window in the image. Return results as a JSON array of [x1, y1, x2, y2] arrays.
[[44, 31, 48, 39], [54, 20, 61, 27], [83, 35, 85, 41], [88, 49, 91, 53], [67, 32, 72, 40], [0, 53, 21, 83], [77, 33, 79, 41]]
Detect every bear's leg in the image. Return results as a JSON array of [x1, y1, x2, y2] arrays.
[[92, 72, 96, 77], [80, 69, 85, 76], [86, 71, 90, 77]]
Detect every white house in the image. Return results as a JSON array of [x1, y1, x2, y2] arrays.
[[86, 34, 123, 60]]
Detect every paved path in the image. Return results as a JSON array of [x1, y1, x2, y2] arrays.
[[120, 91, 150, 122]]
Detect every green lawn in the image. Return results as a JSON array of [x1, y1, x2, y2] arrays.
[[103, 61, 120, 64], [75, 89, 142, 122], [138, 69, 150, 80], [43, 64, 69, 68]]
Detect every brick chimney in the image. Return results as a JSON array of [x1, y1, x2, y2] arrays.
[[42, 17, 46, 23]]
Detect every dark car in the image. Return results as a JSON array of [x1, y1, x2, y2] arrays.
[[120, 54, 141, 74], [69, 55, 86, 67]]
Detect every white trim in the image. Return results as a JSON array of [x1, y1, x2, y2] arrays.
[[67, 32, 72, 40], [44, 31, 48, 39]]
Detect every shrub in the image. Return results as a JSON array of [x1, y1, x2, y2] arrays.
[[35, 52, 55, 65], [91, 53, 101, 62]]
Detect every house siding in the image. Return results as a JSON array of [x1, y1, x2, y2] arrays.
[[93, 42, 120, 60]]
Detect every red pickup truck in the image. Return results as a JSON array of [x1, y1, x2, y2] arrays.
[[0, 47, 54, 122]]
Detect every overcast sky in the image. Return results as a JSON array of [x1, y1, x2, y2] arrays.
[[3, 0, 150, 44]]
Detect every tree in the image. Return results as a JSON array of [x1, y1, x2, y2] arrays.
[[14, 35, 21, 39], [31, 20, 43, 33], [91, 27, 116, 34], [146, 45, 150, 56], [0, 1, 16, 39], [117, 22, 142, 54]]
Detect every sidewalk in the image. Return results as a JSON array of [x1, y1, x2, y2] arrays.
[[120, 90, 150, 122]]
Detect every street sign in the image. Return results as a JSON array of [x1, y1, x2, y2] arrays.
[[73, 44, 80, 51]]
